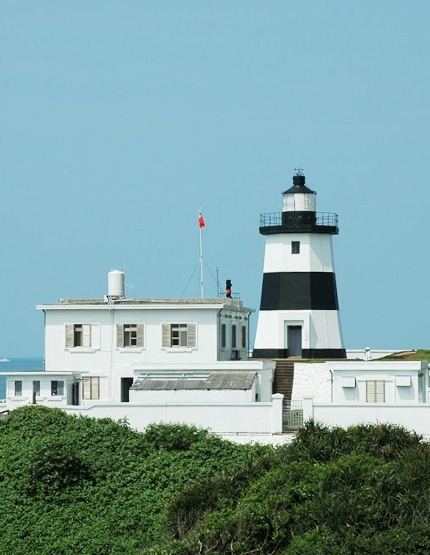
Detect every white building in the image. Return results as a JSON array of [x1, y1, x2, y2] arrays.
[[290, 359, 430, 436], [2, 271, 282, 438]]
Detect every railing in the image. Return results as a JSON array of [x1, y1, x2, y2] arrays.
[[217, 292, 240, 300], [260, 211, 338, 228], [283, 399, 303, 430]]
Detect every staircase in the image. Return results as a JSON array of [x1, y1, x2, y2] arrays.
[[273, 359, 296, 400]]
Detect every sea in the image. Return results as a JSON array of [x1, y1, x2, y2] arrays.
[[0, 357, 44, 399]]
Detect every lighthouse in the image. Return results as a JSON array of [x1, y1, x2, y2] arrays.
[[253, 171, 346, 359]]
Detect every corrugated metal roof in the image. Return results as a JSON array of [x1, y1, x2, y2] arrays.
[[131, 371, 256, 391]]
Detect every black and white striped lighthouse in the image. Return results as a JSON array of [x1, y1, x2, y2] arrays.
[[253, 171, 346, 359]]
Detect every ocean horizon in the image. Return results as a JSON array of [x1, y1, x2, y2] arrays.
[[0, 357, 44, 399]]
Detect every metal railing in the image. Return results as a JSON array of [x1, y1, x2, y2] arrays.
[[283, 399, 304, 430], [260, 211, 338, 228]]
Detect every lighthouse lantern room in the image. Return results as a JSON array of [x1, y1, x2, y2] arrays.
[[253, 171, 346, 359]]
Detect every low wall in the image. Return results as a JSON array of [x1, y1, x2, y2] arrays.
[[64, 394, 285, 436], [303, 396, 430, 436]]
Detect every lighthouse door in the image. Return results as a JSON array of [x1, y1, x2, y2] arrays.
[[287, 326, 302, 357]]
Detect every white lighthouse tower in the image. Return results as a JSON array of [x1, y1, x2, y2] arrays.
[[253, 171, 345, 359]]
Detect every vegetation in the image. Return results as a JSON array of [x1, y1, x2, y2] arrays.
[[0, 407, 429, 554], [382, 349, 430, 361]]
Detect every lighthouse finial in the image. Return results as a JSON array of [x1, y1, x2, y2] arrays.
[[294, 168, 304, 176]]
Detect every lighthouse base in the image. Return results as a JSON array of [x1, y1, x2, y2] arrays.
[[252, 347, 346, 360]]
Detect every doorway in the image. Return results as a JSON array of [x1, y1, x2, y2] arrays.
[[71, 382, 80, 406], [121, 377, 134, 402], [287, 326, 302, 357]]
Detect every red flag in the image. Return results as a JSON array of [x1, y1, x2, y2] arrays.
[[198, 211, 205, 229]]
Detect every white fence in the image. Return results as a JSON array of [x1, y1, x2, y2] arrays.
[[303, 396, 430, 437], [64, 394, 285, 436]]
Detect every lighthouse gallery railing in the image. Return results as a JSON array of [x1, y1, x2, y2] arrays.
[[260, 211, 338, 228]]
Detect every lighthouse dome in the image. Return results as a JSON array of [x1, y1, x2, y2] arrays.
[[282, 173, 316, 212]]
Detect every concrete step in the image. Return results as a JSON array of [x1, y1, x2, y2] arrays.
[[273, 359, 295, 400]]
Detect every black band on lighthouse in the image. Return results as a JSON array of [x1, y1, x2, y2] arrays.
[[260, 272, 340, 311]]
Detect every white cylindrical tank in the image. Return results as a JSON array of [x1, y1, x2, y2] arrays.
[[108, 270, 125, 298]]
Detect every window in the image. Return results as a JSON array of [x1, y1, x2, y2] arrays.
[[366, 380, 385, 403], [232, 325, 237, 349], [162, 324, 196, 348], [33, 381, 40, 396], [117, 324, 144, 348], [241, 325, 247, 349], [66, 324, 91, 348], [221, 323, 226, 348], [14, 381, 22, 397], [291, 241, 300, 254], [51, 380, 64, 396], [83, 377, 100, 400]]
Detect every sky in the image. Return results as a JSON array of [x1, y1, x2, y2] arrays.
[[1, 1, 430, 356]]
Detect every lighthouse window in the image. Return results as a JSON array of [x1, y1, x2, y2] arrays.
[[117, 324, 144, 348], [65, 324, 91, 348], [162, 323, 196, 348], [291, 241, 300, 254]]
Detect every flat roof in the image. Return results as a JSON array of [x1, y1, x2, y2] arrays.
[[131, 370, 256, 391], [37, 297, 254, 312]]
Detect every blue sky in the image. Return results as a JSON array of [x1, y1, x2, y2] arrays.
[[1, 1, 430, 356]]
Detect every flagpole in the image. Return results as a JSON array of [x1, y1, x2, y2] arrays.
[[199, 207, 204, 298]]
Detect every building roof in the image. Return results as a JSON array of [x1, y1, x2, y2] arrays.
[[131, 370, 256, 391], [283, 174, 315, 195], [37, 297, 254, 312]]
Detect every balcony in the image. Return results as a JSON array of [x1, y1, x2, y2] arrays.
[[259, 211, 339, 235]]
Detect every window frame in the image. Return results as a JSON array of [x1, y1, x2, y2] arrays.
[[291, 241, 300, 254], [221, 323, 226, 348], [366, 380, 385, 403], [116, 324, 144, 348], [51, 380, 64, 397], [65, 324, 91, 348], [241, 325, 247, 349], [231, 324, 237, 349], [83, 376, 100, 400], [162, 323, 196, 349], [14, 380, 22, 397]]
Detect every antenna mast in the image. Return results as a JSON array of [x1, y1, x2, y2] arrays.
[[198, 208, 206, 298]]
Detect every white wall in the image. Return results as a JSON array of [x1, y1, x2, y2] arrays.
[[262, 234, 335, 273], [303, 398, 430, 437], [254, 309, 343, 352], [5, 372, 77, 410], [292, 362, 332, 402], [42, 304, 253, 373], [293, 360, 428, 404], [129, 388, 254, 404], [64, 394, 284, 435]]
